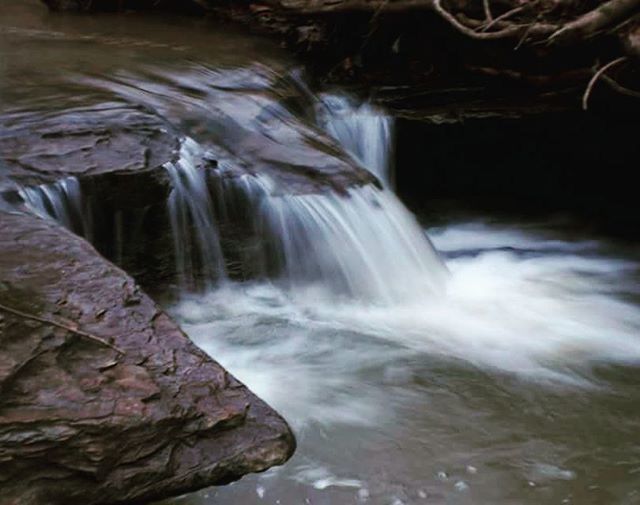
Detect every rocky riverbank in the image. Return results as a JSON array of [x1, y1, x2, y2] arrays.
[[0, 209, 295, 505]]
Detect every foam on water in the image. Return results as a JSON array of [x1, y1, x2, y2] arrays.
[[173, 222, 640, 432], [246, 175, 447, 303]]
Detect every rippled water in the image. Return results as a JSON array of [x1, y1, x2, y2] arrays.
[[3, 2, 640, 505]]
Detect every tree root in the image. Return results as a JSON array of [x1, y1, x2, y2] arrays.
[[582, 56, 628, 109], [548, 0, 640, 45]]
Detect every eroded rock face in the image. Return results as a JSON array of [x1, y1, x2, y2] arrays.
[[0, 210, 295, 505], [0, 101, 178, 188]]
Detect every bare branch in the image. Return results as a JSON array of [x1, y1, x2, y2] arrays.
[[481, 6, 526, 32], [582, 56, 628, 110]]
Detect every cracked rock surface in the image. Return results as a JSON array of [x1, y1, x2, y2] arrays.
[[0, 210, 295, 505]]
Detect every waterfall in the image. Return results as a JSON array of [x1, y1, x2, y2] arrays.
[[249, 177, 447, 303], [316, 95, 394, 185], [165, 138, 227, 289], [163, 95, 444, 302], [18, 176, 87, 235], [16, 96, 444, 303]]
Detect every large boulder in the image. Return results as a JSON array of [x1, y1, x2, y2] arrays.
[[0, 209, 295, 505]]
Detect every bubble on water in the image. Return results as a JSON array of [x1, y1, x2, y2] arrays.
[[357, 488, 370, 502], [466, 465, 478, 475], [417, 490, 428, 499], [292, 464, 362, 491], [436, 471, 448, 481], [531, 464, 576, 481], [256, 485, 265, 499], [390, 498, 405, 505], [454, 481, 469, 492]]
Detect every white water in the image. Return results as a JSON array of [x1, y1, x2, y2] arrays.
[[174, 223, 640, 428], [317, 95, 394, 186], [165, 138, 227, 288], [164, 123, 445, 302], [241, 175, 447, 303], [19, 176, 85, 234], [171, 97, 640, 434]]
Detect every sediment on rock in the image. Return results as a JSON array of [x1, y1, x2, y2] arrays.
[[0, 210, 295, 505]]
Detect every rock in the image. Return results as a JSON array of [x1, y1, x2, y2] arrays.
[[0, 101, 178, 189], [86, 65, 377, 194], [0, 210, 295, 505]]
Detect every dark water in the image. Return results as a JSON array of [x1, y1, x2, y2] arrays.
[[2, 2, 640, 505]]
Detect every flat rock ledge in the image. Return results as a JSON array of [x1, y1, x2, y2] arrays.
[[0, 209, 295, 505]]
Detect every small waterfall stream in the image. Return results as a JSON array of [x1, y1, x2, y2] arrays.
[[316, 95, 394, 186], [165, 138, 227, 289], [17, 93, 444, 301], [19, 177, 86, 235], [245, 176, 446, 303], [160, 93, 445, 301]]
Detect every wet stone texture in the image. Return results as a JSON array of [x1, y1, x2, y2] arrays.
[[0, 101, 178, 187], [0, 210, 295, 505]]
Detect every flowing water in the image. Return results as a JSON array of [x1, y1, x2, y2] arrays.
[[316, 95, 395, 186], [2, 2, 640, 505]]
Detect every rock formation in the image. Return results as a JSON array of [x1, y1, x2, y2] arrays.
[[0, 210, 295, 505]]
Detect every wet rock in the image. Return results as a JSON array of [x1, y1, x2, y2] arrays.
[[0, 101, 178, 189], [0, 210, 295, 505], [88, 65, 378, 195]]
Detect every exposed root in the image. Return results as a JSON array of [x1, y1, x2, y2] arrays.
[[483, 0, 493, 23], [432, 0, 532, 39], [582, 56, 628, 109], [481, 5, 526, 32], [548, 0, 640, 44]]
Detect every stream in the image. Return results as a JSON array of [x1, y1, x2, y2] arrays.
[[2, 1, 640, 504]]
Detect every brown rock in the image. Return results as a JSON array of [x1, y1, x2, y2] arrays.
[[0, 210, 295, 505]]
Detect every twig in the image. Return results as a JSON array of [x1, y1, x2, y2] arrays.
[[483, 0, 493, 22], [0, 302, 125, 354], [433, 0, 521, 38], [481, 6, 526, 32], [514, 15, 540, 49], [432, 0, 555, 40], [582, 56, 628, 110]]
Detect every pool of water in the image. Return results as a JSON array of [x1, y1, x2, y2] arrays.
[[161, 220, 640, 505]]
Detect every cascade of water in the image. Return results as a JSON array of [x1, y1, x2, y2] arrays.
[[316, 95, 394, 185], [19, 177, 86, 235], [165, 138, 227, 289], [161, 97, 443, 301], [236, 176, 447, 303]]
